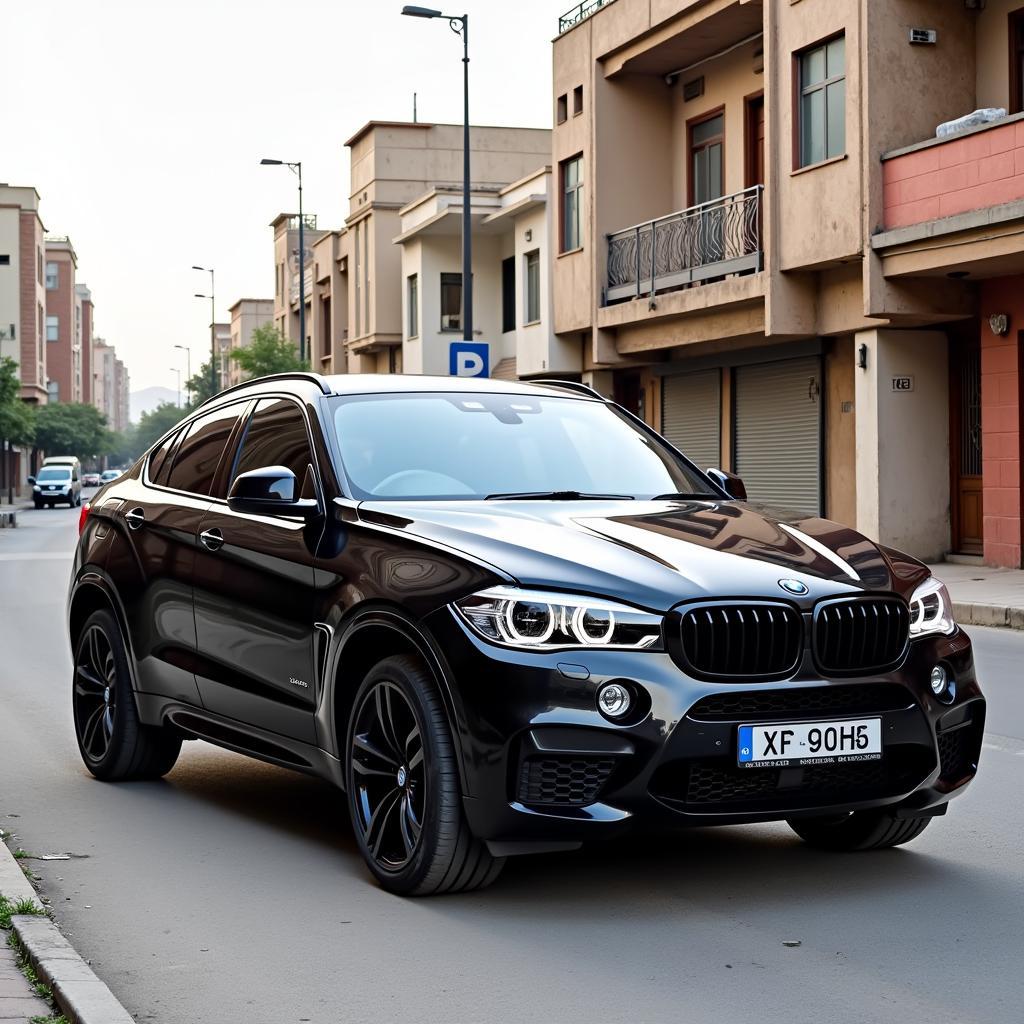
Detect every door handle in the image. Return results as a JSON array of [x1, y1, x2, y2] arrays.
[[124, 507, 145, 531], [199, 528, 224, 552]]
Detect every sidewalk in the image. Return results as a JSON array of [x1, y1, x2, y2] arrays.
[[929, 561, 1024, 630]]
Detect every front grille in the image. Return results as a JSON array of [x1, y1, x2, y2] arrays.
[[688, 684, 916, 721], [814, 597, 910, 676], [650, 746, 933, 812], [517, 757, 615, 807], [677, 602, 802, 680]]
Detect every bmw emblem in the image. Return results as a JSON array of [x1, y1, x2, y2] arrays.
[[778, 579, 809, 596]]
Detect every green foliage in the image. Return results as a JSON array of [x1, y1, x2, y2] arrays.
[[32, 402, 109, 461], [133, 402, 186, 456], [0, 357, 35, 447], [185, 359, 220, 408], [0, 892, 46, 930], [231, 324, 308, 380]]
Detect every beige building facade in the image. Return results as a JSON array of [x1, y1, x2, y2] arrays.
[[227, 299, 274, 387], [552, 0, 1024, 567]]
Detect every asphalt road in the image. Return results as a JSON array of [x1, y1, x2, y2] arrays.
[[1, 500, 1022, 1024]]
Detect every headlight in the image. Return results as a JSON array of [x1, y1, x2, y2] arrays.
[[909, 577, 955, 639], [454, 586, 663, 650], [33, 485, 40, 492]]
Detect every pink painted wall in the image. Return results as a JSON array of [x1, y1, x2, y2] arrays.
[[883, 119, 1024, 229]]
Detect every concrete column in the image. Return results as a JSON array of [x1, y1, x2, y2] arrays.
[[855, 328, 949, 562], [583, 369, 615, 399]]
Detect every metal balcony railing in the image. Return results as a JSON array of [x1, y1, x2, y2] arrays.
[[558, 0, 614, 34], [606, 185, 763, 304]]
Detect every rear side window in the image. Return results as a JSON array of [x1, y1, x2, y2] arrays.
[[231, 399, 315, 494], [148, 429, 180, 485], [165, 404, 241, 496]]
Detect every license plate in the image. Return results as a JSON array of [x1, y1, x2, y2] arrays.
[[737, 718, 882, 768]]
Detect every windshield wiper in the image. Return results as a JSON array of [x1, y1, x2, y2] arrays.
[[650, 492, 721, 500], [484, 490, 635, 501]]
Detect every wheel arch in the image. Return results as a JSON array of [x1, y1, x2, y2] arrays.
[[322, 604, 471, 796], [68, 572, 141, 693]]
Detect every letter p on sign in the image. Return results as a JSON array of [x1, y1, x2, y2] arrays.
[[449, 342, 489, 378]]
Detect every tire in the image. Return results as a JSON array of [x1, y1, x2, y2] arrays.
[[787, 809, 932, 851], [344, 654, 504, 896], [72, 608, 182, 781], [33, 500, 42, 510]]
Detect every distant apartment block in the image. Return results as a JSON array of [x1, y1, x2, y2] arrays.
[[76, 283, 93, 406], [44, 236, 84, 404], [0, 184, 47, 405], [227, 299, 274, 387]]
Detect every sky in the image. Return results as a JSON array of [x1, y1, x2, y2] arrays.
[[5, 0, 561, 394]]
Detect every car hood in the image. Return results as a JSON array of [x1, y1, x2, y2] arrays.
[[355, 498, 930, 611]]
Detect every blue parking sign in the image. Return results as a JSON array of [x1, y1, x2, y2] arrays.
[[449, 342, 489, 378]]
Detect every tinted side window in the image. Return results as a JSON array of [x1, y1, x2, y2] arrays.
[[148, 429, 180, 485], [232, 399, 315, 492], [166, 405, 241, 496]]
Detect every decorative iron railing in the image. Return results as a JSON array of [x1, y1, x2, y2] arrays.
[[559, 0, 614, 34], [605, 185, 763, 303]]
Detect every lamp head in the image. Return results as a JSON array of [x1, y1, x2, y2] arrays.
[[260, 158, 284, 165], [402, 6, 443, 17]]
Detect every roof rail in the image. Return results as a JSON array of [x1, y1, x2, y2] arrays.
[[536, 379, 606, 400], [196, 371, 333, 409]]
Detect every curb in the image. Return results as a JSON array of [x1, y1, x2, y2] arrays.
[[1, 840, 135, 1023], [12, 914, 135, 1024], [952, 601, 1024, 630]]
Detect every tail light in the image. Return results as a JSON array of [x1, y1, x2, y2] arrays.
[[78, 501, 91, 536]]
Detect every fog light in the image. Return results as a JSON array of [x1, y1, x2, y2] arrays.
[[597, 683, 631, 718], [930, 665, 948, 695]]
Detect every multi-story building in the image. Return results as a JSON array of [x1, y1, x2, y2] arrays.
[[113, 356, 129, 433], [397, 165, 576, 379], [212, 321, 231, 391], [76, 283, 93, 406], [271, 214, 327, 359], [0, 184, 47, 407], [44, 236, 83, 403], [551, 0, 1024, 567], [92, 337, 115, 425], [227, 299, 274, 386]]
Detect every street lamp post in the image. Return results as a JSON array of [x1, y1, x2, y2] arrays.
[[401, 7, 472, 342], [192, 266, 216, 395], [260, 158, 307, 362], [171, 366, 181, 409], [174, 344, 192, 406]]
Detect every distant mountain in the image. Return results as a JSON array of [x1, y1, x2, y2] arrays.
[[129, 386, 180, 423]]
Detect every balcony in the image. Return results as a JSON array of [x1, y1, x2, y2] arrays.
[[605, 186, 763, 304], [558, 0, 614, 35]]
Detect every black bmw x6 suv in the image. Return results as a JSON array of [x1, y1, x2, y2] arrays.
[[68, 372, 985, 895]]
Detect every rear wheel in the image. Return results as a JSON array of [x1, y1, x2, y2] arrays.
[[787, 809, 932, 851], [73, 609, 181, 780], [344, 654, 504, 896], [33, 500, 42, 509]]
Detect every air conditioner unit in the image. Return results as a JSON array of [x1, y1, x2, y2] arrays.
[[909, 28, 937, 44]]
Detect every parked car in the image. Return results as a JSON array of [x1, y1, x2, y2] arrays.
[[67, 373, 986, 896], [82, 473, 102, 487], [99, 469, 122, 484], [31, 464, 82, 508]]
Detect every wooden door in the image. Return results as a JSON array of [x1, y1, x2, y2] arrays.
[[746, 94, 765, 188], [950, 333, 983, 554]]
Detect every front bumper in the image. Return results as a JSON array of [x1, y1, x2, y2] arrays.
[[425, 610, 985, 845]]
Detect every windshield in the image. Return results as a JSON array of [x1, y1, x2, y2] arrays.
[[330, 392, 714, 501], [37, 467, 72, 482]]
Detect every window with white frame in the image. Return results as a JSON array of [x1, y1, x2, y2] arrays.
[[524, 250, 540, 324], [46, 315, 59, 341], [45, 262, 59, 289], [407, 274, 419, 338], [798, 35, 845, 167]]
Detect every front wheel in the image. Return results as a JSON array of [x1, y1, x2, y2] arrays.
[[344, 654, 504, 896], [787, 809, 932, 851], [73, 609, 182, 780]]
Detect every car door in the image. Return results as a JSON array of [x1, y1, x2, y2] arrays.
[[191, 397, 324, 743], [104, 403, 245, 706]]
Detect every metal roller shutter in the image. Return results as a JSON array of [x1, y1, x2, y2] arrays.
[[733, 356, 822, 514], [661, 369, 721, 473]]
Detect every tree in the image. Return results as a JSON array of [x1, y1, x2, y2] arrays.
[[33, 402, 110, 461], [231, 324, 308, 380], [185, 360, 219, 409], [106, 424, 140, 466], [0, 357, 36, 450], [134, 402, 187, 455]]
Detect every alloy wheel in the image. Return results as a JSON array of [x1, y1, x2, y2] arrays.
[[74, 624, 118, 763], [350, 680, 426, 871]]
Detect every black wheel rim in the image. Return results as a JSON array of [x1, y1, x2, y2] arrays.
[[74, 624, 117, 763], [350, 681, 425, 871]]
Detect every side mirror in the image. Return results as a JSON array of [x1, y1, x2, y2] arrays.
[[227, 466, 320, 519], [27, 476, 35, 486], [707, 467, 747, 500]]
